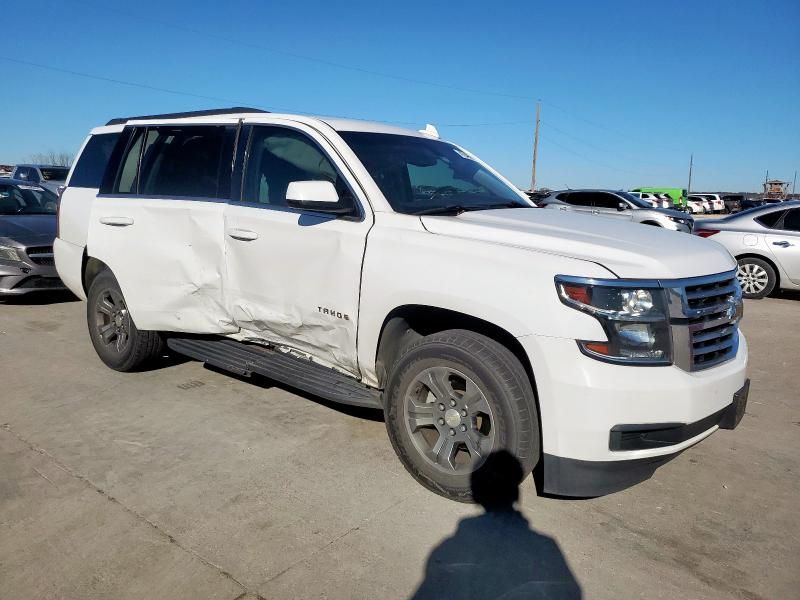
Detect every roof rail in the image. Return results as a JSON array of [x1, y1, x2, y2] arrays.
[[105, 106, 269, 126]]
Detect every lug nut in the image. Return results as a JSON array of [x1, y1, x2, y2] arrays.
[[438, 418, 445, 425], [449, 428, 456, 436], [438, 403, 445, 411], [460, 424, 467, 432], [461, 409, 467, 417], [450, 399, 457, 407]]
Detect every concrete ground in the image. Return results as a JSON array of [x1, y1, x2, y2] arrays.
[[1, 291, 798, 600]]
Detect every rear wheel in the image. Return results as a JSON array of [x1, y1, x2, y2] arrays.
[[87, 270, 164, 371], [384, 329, 539, 502], [736, 257, 776, 299]]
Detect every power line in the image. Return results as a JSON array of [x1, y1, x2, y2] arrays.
[[539, 133, 646, 176], [69, 0, 537, 102], [0, 56, 530, 129]]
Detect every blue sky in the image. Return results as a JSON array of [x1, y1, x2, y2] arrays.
[[2, 0, 798, 192]]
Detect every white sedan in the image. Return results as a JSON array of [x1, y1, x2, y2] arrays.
[[694, 201, 800, 298]]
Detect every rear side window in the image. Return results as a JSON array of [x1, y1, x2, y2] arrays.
[[114, 128, 146, 194], [138, 125, 235, 198], [782, 209, 800, 232], [754, 210, 784, 228], [69, 133, 120, 188]]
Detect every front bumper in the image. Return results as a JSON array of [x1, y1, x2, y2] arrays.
[[0, 258, 64, 295], [519, 332, 749, 496], [542, 380, 749, 496]]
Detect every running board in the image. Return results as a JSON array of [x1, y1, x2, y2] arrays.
[[167, 336, 383, 410]]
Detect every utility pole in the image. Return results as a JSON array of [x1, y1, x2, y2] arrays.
[[792, 170, 797, 196], [530, 101, 540, 192], [687, 153, 693, 194]]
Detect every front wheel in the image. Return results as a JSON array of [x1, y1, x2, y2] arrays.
[[87, 270, 164, 371], [736, 257, 776, 299], [384, 330, 539, 502]]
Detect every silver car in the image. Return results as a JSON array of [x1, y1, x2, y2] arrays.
[[538, 189, 694, 232], [0, 179, 65, 295], [11, 164, 70, 195], [694, 201, 800, 298]]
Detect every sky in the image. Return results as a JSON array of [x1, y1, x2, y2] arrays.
[[1, 0, 798, 192]]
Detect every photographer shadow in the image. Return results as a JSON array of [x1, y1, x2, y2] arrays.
[[410, 451, 582, 599]]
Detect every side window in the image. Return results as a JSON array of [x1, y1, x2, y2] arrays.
[[241, 126, 353, 209], [565, 192, 591, 207], [114, 128, 145, 194], [782, 209, 800, 232], [593, 193, 623, 209], [28, 169, 41, 183], [138, 126, 234, 198], [69, 133, 121, 188], [555, 192, 571, 202], [15, 167, 29, 181], [755, 210, 784, 229]]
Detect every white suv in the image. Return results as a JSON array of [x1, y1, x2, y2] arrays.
[[55, 108, 750, 500]]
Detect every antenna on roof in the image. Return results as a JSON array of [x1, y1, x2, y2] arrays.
[[419, 124, 440, 138]]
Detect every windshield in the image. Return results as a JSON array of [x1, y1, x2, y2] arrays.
[[0, 184, 58, 215], [339, 132, 530, 214], [620, 192, 652, 208], [40, 167, 69, 181]]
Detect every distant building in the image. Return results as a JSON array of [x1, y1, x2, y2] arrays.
[[763, 179, 790, 198]]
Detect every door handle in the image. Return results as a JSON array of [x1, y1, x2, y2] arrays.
[[227, 228, 259, 241], [591, 210, 599, 214], [99, 216, 134, 226], [772, 241, 793, 248]]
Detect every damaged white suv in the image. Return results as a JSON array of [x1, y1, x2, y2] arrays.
[[55, 108, 749, 500]]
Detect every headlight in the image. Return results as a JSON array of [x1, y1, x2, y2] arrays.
[[555, 276, 672, 365], [0, 246, 22, 262], [668, 216, 688, 224]]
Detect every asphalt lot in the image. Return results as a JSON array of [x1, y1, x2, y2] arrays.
[[1, 291, 798, 600]]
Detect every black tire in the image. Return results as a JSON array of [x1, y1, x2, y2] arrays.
[[86, 270, 164, 371], [384, 329, 539, 502], [736, 257, 777, 299]]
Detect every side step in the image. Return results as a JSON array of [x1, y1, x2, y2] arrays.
[[167, 336, 383, 410]]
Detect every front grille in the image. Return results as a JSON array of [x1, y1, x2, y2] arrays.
[[681, 273, 740, 370], [25, 246, 54, 266]]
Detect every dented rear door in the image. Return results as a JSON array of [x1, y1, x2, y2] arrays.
[[88, 123, 238, 333], [223, 121, 373, 376]]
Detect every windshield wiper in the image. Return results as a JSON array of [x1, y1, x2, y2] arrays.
[[411, 202, 525, 216]]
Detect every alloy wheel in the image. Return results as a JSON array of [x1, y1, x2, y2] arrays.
[[94, 288, 131, 353], [737, 263, 769, 296], [403, 366, 496, 474]]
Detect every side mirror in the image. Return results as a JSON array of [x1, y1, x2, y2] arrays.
[[617, 202, 627, 211], [285, 181, 351, 215]]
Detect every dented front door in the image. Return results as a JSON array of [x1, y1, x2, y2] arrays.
[[223, 122, 373, 376]]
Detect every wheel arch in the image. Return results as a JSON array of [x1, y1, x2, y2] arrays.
[[374, 305, 537, 396], [82, 252, 111, 294], [640, 221, 661, 227]]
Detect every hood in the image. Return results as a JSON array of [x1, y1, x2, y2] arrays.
[[651, 207, 692, 219], [420, 208, 735, 280], [0, 214, 57, 246]]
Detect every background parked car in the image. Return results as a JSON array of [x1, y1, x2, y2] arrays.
[[721, 194, 745, 213], [694, 193, 726, 213], [11, 164, 70, 194], [686, 195, 709, 214], [538, 189, 693, 232], [0, 179, 64, 295], [694, 201, 800, 298]]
